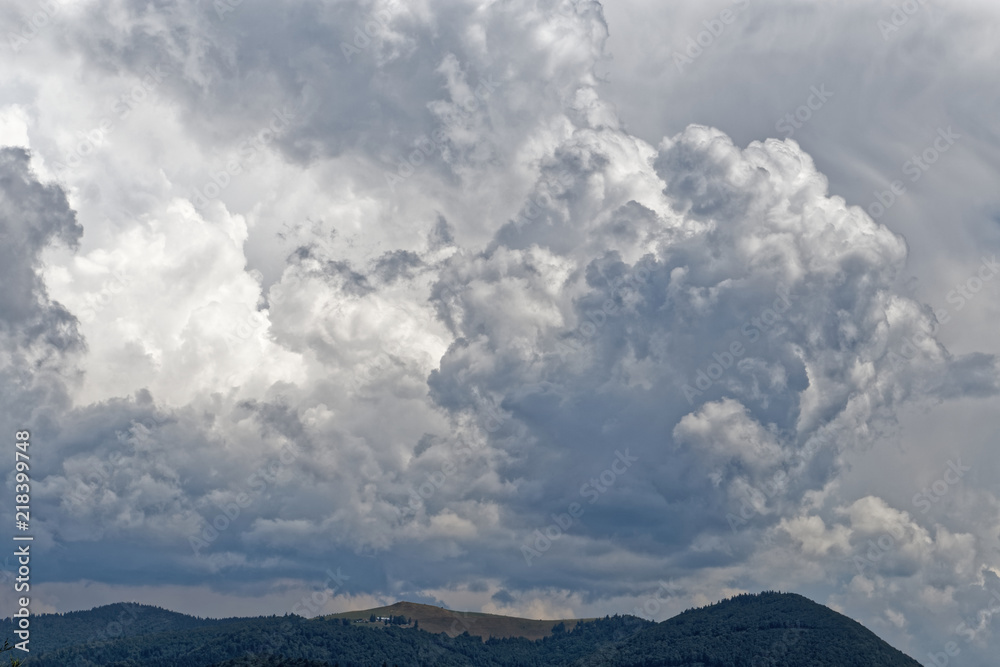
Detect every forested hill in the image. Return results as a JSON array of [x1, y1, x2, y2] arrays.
[[1, 591, 922, 666], [0, 602, 229, 655], [605, 591, 923, 666]]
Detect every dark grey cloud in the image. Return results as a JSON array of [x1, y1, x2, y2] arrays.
[[373, 249, 423, 284], [0, 146, 83, 348], [421, 121, 999, 604], [0, 146, 83, 485]]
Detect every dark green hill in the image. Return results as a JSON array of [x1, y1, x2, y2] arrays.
[[0, 602, 225, 655], [609, 591, 922, 666], [208, 659, 333, 667], [1, 591, 920, 666]]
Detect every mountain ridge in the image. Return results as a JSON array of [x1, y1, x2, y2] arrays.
[[1, 591, 923, 666]]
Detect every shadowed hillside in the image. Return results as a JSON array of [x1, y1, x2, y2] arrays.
[[608, 591, 922, 667]]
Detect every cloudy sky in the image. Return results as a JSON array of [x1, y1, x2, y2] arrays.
[[2, 0, 999, 662]]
